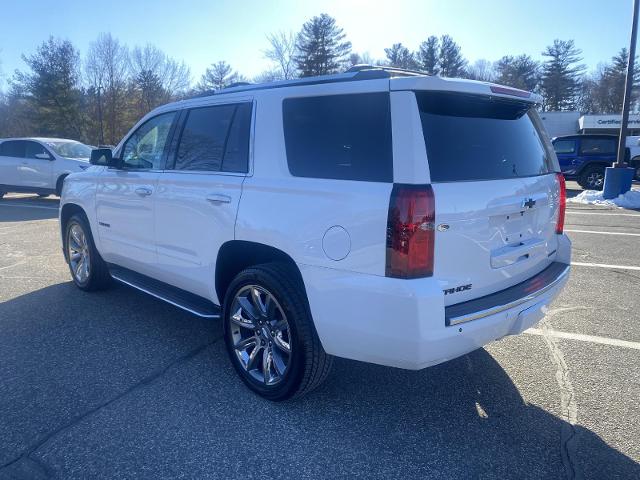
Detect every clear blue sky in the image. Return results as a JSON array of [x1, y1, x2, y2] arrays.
[[0, 0, 634, 89]]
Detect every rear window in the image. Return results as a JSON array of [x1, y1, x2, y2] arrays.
[[416, 91, 555, 182], [283, 93, 393, 182]]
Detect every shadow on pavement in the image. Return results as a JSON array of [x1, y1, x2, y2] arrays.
[[0, 282, 638, 479], [0, 196, 59, 222]]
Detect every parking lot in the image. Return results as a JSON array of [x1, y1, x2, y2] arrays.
[[0, 182, 639, 480]]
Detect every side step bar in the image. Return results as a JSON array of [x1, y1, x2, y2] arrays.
[[108, 264, 221, 319]]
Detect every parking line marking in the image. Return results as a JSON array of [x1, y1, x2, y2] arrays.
[[526, 328, 640, 350], [0, 203, 59, 211], [565, 229, 640, 237], [571, 261, 640, 271], [566, 211, 640, 217]]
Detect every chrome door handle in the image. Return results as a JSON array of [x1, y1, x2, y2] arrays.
[[135, 187, 153, 197], [206, 194, 232, 204]]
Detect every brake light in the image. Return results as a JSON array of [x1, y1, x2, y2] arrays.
[[556, 173, 566, 234], [490, 85, 531, 98], [386, 184, 435, 278]]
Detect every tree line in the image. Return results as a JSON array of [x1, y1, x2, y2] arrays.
[[0, 13, 636, 145]]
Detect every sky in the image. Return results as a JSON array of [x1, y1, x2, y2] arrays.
[[0, 0, 634, 89]]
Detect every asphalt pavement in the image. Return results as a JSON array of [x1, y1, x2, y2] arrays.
[[0, 185, 639, 479]]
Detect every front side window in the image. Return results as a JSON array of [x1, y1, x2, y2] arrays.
[[175, 102, 251, 172], [122, 112, 176, 169], [0, 140, 26, 158], [553, 139, 576, 154], [25, 141, 52, 159], [579, 138, 617, 155], [283, 93, 393, 182]]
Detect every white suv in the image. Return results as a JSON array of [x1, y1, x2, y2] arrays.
[[0, 137, 92, 197], [59, 66, 571, 400]]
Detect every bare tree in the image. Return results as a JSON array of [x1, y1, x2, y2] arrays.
[[465, 59, 496, 82], [265, 31, 298, 80], [129, 44, 191, 114], [85, 33, 130, 144]]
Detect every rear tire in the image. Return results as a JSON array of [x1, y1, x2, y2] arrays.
[[578, 165, 606, 190], [64, 213, 111, 291], [223, 262, 332, 401]]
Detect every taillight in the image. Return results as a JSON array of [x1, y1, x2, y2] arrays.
[[385, 184, 435, 278], [556, 173, 566, 234]]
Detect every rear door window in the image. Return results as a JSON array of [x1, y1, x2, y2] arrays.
[[579, 138, 617, 155], [416, 91, 555, 182], [174, 102, 251, 173], [0, 140, 26, 158], [283, 93, 393, 182]]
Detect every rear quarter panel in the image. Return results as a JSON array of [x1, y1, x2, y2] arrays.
[[235, 84, 393, 275]]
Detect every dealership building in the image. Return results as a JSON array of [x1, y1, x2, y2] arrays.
[[539, 112, 640, 138]]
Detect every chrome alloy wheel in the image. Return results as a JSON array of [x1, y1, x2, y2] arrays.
[[229, 285, 291, 386], [586, 171, 604, 189], [68, 223, 90, 283]]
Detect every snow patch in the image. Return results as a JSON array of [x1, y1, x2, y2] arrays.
[[567, 188, 640, 209]]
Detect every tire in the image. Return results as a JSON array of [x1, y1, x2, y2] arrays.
[[578, 165, 606, 190], [64, 213, 111, 291], [56, 175, 68, 197], [223, 262, 333, 401]]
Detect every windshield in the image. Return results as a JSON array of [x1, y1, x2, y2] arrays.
[[45, 141, 92, 159], [416, 91, 557, 182]]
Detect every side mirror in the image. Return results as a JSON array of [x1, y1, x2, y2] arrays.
[[35, 152, 52, 160], [90, 148, 119, 167]]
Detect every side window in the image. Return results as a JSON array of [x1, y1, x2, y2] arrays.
[[175, 103, 250, 172], [579, 138, 617, 155], [122, 112, 176, 169], [222, 103, 252, 173], [0, 140, 26, 158], [25, 141, 52, 159], [282, 93, 393, 182], [553, 139, 576, 154]]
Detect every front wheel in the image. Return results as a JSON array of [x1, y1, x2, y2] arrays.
[[578, 165, 606, 190], [64, 214, 111, 291], [223, 263, 333, 401]]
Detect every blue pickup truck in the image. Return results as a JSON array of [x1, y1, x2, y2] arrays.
[[551, 134, 618, 190]]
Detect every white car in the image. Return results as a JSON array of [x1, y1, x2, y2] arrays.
[[59, 66, 571, 400], [0, 137, 92, 198]]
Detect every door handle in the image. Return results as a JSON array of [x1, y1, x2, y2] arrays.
[[135, 187, 153, 197], [206, 194, 232, 204]]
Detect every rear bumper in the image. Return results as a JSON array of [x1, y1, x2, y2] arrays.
[[300, 238, 571, 370]]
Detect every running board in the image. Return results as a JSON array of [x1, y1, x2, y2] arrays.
[[108, 264, 221, 319]]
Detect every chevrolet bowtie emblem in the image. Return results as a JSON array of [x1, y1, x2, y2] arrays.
[[522, 198, 536, 209]]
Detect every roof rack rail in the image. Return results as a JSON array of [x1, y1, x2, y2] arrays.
[[345, 64, 427, 76], [187, 65, 427, 98]]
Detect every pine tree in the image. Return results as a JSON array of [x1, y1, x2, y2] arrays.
[[438, 35, 467, 78], [12, 37, 84, 139], [384, 43, 418, 70], [197, 61, 241, 92], [495, 55, 540, 91], [295, 14, 351, 77], [417, 36, 439, 75], [540, 39, 586, 111]]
